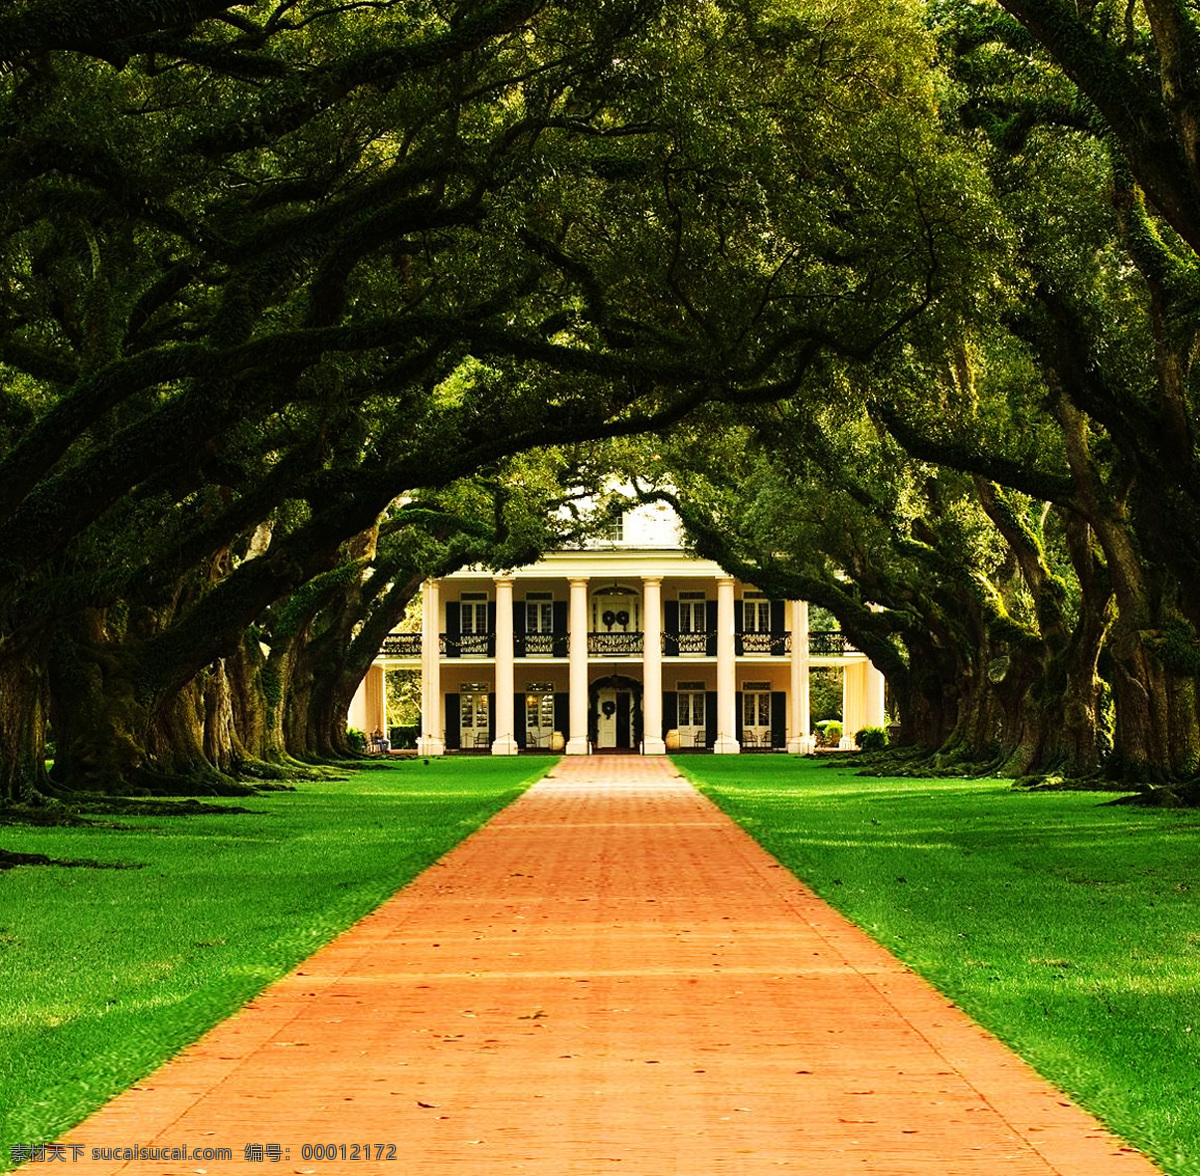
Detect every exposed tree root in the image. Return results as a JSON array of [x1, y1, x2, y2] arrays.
[[0, 804, 105, 827], [0, 849, 53, 869], [127, 769, 263, 798], [69, 796, 257, 817], [1013, 774, 1137, 793], [0, 848, 145, 871], [1, 795, 255, 827], [1107, 779, 1200, 807], [848, 745, 1005, 778], [234, 756, 330, 783]]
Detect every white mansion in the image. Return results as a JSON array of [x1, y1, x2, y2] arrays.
[[351, 500, 885, 754]]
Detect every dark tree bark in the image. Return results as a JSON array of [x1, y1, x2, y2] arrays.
[[0, 645, 52, 804]]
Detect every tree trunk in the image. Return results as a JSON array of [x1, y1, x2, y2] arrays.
[[48, 614, 258, 796], [0, 646, 52, 804], [897, 634, 959, 748], [48, 616, 145, 794], [284, 630, 359, 760]]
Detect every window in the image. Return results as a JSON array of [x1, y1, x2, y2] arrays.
[[678, 590, 707, 632], [598, 512, 625, 542], [677, 681, 706, 730], [525, 592, 553, 634], [742, 592, 770, 632], [460, 592, 489, 635], [678, 691, 706, 728], [524, 681, 556, 746], [457, 592, 490, 656], [742, 682, 771, 735], [460, 684, 490, 734]]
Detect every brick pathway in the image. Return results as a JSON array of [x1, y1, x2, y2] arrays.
[[45, 756, 1163, 1175]]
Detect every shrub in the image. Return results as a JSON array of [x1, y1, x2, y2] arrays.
[[346, 726, 366, 752], [815, 719, 843, 746], [390, 725, 419, 749], [855, 725, 888, 751], [809, 667, 843, 724]]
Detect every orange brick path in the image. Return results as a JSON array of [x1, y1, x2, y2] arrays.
[[47, 756, 1163, 1175]]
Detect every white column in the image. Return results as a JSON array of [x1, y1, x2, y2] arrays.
[[365, 664, 387, 737], [788, 600, 816, 754], [641, 576, 666, 754], [417, 578, 444, 756], [841, 661, 864, 749], [714, 575, 740, 754], [866, 660, 887, 729], [566, 576, 590, 755], [492, 576, 519, 755]]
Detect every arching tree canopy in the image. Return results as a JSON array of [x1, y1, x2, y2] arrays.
[[633, 0, 1200, 800], [4, 0, 1200, 802], [0, 0, 986, 800]]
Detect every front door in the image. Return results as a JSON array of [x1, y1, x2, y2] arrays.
[[742, 689, 771, 747], [596, 689, 632, 749], [678, 688, 706, 747]]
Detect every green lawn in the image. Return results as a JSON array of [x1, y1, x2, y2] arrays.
[[674, 754, 1200, 1176], [0, 757, 549, 1161]]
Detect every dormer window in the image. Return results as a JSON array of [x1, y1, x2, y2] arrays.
[[598, 512, 625, 543]]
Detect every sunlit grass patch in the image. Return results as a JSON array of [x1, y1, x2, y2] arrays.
[[675, 754, 1200, 1176], [1, 757, 549, 1161]]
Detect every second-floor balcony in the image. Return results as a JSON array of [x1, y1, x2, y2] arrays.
[[589, 631, 644, 656], [379, 630, 858, 659]]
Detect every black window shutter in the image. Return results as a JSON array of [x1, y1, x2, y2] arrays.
[[735, 692, 744, 742], [770, 601, 786, 655], [486, 602, 497, 657], [664, 601, 679, 657], [554, 692, 570, 738], [771, 692, 787, 747], [705, 691, 718, 747], [514, 694, 527, 748], [445, 602, 461, 658], [705, 601, 718, 656], [513, 600, 525, 658], [552, 601, 568, 658], [487, 692, 496, 743], [444, 694, 460, 749], [662, 691, 678, 738]]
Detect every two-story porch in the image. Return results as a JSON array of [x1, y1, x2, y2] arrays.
[[355, 546, 885, 755]]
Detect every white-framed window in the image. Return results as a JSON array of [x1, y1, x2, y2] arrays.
[[678, 590, 707, 632], [525, 591, 553, 634], [524, 681, 556, 745], [742, 591, 770, 632], [742, 680, 771, 733], [460, 592, 489, 635], [460, 683, 490, 734], [677, 680, 707, 731], [598, 512, 625, 542]]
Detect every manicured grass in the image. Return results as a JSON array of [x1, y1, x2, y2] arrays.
[[0, 757, 550, 1161], [675, 755, 1200, 1176]]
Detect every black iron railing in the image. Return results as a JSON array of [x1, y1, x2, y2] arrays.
[[737, 631, 790, 656], [672, 631, 709, 655], [379, 633, 425, 657], [379, 628, 859, 658], [588, 631, 644, 656], [516, 633, 568, 658], [809, 630, 858, 655], [445, 632, 493, 657]]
